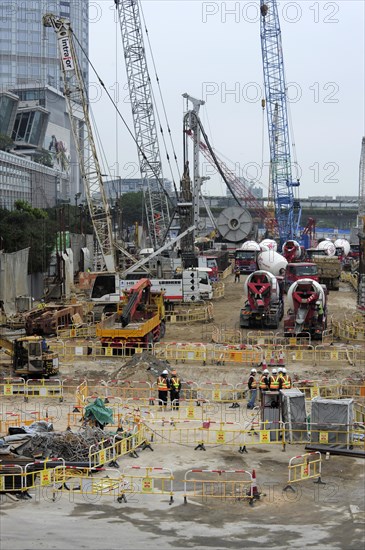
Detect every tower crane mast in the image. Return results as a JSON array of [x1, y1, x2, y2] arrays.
[[43, 13, 137, 273], [260, 1, 301, 245], [115, 0, 171, 250]]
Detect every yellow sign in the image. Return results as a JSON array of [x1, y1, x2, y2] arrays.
[[330, 351, 338, 360], [70, 329, 76, 338], [41, 469, 52, 486], [216, 430, 225, 443], [187, 406, 195, 419], [301, 463, 310, 477], [135, 348, 143, 354], [289, 338, 297, 346], [259, 430, 270, 443], [310, 387, 320, 398], [319, 431, 329, 443], [213, 389, 221, 401], [4, 385, 12, 396], [142, 476, 153, 492], [98, 449, 106, 463], [105, 348, 113, 356], [295, 351, 303, 360]]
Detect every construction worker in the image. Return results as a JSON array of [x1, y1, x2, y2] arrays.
[[157, 369, 170, 408], [247, 368, 258, 409], [269, 368, 280, 391], [234, 265, 241, 282], [169, 370, 182, 410], [259, 368, 270, 391], [280, 367, 292, 389]]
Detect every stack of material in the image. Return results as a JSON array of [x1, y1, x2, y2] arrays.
[[6, 427, 108, 462]]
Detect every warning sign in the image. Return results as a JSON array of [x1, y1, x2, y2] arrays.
[[259, 430, 270, 443], [216, 430, 225, 444], [319, 431, 329, 444], [142, 477, 153, 492], [310, 387, 319, 398], [301, 463, 310, 478], [4, 385, 12, 396], [187, 406, 195, 419]]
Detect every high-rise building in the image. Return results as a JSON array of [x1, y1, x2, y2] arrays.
[[0, 0, 89, 205], [0, 0, 88, 92]]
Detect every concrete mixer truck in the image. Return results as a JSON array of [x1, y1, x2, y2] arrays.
[[283, 279, 327, 339], [282, 240, 305, 262], [234, 241, 260, 274], [239, 270, 284, 329]]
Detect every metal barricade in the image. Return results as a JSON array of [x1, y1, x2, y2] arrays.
[[121, 465, 174, 504], [25, 379, 63, 402], [0, 377, 26, 397], [183, 468, 254, 504], [284, 452, 324, 492]]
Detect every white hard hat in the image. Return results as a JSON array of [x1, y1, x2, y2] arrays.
[[282, 368, 287, 374], [162, 369, 168, 375], [263, 369, 269, 374], [251, 368, 257, 373], [278, 367, 283, 372], [272, 369, 277, 374]]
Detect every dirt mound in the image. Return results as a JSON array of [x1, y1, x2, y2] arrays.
[[111, 351, 172, 383]]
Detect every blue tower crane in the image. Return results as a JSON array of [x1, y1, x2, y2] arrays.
[[260, 1, 301, 246]]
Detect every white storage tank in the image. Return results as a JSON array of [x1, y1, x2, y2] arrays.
[[286, 278, 326, 311], [282, 240, 301, 259], [257, 250, 288, 277], [334, 238, 350, 256], [316, 241, 336, 256], [244, 270, 281, 303], [241, 240, 261, 251], [260, 239, 278, 251]]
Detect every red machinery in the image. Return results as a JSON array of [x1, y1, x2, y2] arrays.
[[240, 270, 284, 329], [284, 279, 327, 339]]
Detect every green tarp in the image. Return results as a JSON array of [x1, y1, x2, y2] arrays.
[[84, 398, 114, 427]]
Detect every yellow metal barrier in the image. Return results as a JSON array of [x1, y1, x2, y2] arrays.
[[25, 379, 63, 402], [0, 377, 26, 397], [121, 465, 174, 504], [284, 452, 323, 492], [183, 468, 254, 504], [315, 345, 355, 366]]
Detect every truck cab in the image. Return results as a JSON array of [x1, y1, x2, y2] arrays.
[[284, 263, 318, 293], [234, 249, 258, 274]]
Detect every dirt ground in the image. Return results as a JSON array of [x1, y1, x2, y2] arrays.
[[0, 275, 364, 550]]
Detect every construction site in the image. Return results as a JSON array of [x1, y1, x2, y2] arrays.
[[0, 1, 364, 550]]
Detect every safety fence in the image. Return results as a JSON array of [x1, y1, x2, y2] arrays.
[[282, 423, 365, 449], [332, 313, 365, 343], [0, 378, 64, 401], [164, 303, 214, 324], [0, 404, 55, 436], [212, 281, 225, 299], [0, 463, 259, 506], [88, 425, 148, 469], [283, 452, 323, 492], [183, 468, 254, 504], [341, 271, 358, 291], [46, 338, 364, 366], [143, 420, 286, 452]]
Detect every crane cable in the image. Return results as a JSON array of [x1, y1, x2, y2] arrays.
[[72, 30, 175, 209], [139, 3, 180, 199]]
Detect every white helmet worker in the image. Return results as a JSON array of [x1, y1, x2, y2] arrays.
[[263, 369, 269, 374], [278, 367, 283, 373], [272, 369, 278, 375], [251, 368, 257, 374], [282, 368, 287, 374], [162, 369, 168, 375]]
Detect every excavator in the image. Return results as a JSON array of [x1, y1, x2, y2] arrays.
[[0, 335, 59, 379], [96, 278, 166, 352]]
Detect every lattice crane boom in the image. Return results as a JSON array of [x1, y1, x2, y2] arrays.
[[260, 1, 301, 244], [115, 0, 171, 250], [43, 13, 140, 273]]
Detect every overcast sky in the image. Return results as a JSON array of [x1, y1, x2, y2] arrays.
[[88, 0, 364, 199]]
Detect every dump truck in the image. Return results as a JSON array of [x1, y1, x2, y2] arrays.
[[239, 270, 284, 329], [0, 335, 59, 378], [284, 279, 327, 339], [306, 250, 341, 290], [95, 278, 166, 352]]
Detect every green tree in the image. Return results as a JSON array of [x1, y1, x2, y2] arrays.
[[0, 202, 57, 273], [120, 191, 143, 227], [0, 133, 13, 152]]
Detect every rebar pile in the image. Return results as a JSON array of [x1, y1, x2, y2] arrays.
[[17, 427, 108, 462]]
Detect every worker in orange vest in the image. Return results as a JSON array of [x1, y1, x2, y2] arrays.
[[269, 368, 280, 390], [157, 369, 170, 408], [169, 370, 182, 410], [259, 368, 270, 399], [280, 368, 292, 389]]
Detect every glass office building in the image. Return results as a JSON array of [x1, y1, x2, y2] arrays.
[[0, 1, 89, 206]]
